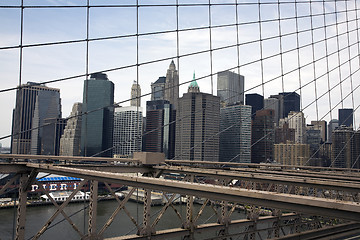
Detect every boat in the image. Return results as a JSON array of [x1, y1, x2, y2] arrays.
[[40, 191, 90, 203]]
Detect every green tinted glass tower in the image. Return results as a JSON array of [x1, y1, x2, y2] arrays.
[[81, 73, 114, 157]]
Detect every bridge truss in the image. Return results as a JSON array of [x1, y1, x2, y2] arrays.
[[1, 154, 360, 240]]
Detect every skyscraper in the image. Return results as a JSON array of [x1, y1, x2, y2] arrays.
[[339, 108, 353, 128], [331, 126, 356, 168], [327, 119, 339, 143], [274, 142, 310, 165], [251, 109, 275, 163], [275, 122, 295, 144], [270, 92, 300, 119], [279, 92, 300, 118], [81, 73, 114, 157], [220, 104, 252, 163], [284, 111, 306, 144], [311, 120, 327, 143], [264, 97, 280, 126], [175, 78, 220, 161], [144, 100, 176, 159], [60, 103, 82, 156], [245, 93, 263, 119], [151, 77, 166, 101], [164, 60, 179, 108], [306, 124, 322, 155], [30, 90, 63, 155], [130, 81, 141, 107], [217, 70, 245, 106], [113, 106, 143, 158], [41, 118, 66, 155], [11, 82, 61, 154]]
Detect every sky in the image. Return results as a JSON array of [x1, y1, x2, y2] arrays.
[[0, 0, 359, 147]]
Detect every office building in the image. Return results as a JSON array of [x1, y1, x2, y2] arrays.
[[264, 97, 280, 126], [251, 109, 275, 163], [150, 60, 179, 108], [151, 77, 166, 101], [274, 142, 310, 165], [270, 92, 300, 119], [217, 70, 244, 106], [281, 111, 306, 144], [11, 82, 61, 154], [81, 73, 114, 157], [175, 79, 220, 161], [113, 106, 143, 158], [331, 126, 359, 168], [144, 100, 176, 159], [164, 60, 179, 108], [219, 104, 252, 163], [130, 81, 141, 107], [311, 120, 327, 143], [327, 119, 339, 143], [60, 103, 83, 156], [245, 93, 263, 119], [306, 124, 322, 156], [275, 122, 295, 144], [30, 89, 62, 155], [41, 118, 66, 155], [339, 108, 353, 128]]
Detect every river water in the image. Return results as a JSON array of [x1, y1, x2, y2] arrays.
[[0, 199, 247, 240]]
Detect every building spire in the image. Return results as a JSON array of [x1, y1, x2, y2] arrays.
[[188, 71, 200, 93]]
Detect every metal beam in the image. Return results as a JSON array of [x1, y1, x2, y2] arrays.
[[88, 180, 99, 239], [105, 213, 298, 240], [0, 163, 30, 173], [25, 164, 360, 222], [277, 222, 360, 240], [155, 165, 360, 192], [15, 173, 29, 240], [59, 164, 150, 174], [165, 160, 360, 173], [0, 173, 19, 196], [0, 154, 139, 164]]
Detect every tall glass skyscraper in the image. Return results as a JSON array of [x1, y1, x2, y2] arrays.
[[11, 82, 61, 154], [219, 104, 252, 163], [339, 108, 353, 128], [270, 92, 300, 119], [144, 100, 176, 159], [81, 73, 114, 157], [245, 93, 263, 119], [217, 70, 245, 106]]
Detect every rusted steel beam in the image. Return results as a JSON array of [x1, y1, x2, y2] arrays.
[[105, 214, 299, 240], [0, 154, 139, 164], [25, 164, 360, 222], [155, 165, 360, 192]]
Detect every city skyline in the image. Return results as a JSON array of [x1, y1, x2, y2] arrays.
[[1, 1, 359, 148]]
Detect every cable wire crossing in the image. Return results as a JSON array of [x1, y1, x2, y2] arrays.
[[0, 0, 360, 239]]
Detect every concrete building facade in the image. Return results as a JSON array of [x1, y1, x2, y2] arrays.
[[283, 111, 306, 144], [175, 80, 220, 161], [113, 106, 143, 158], [274, 142, 310, 165], [130, 81, 141, 107], [60, 103, 83, 156]]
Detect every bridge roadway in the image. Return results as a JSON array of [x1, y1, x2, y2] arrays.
[[1, 154, 360, 239]]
